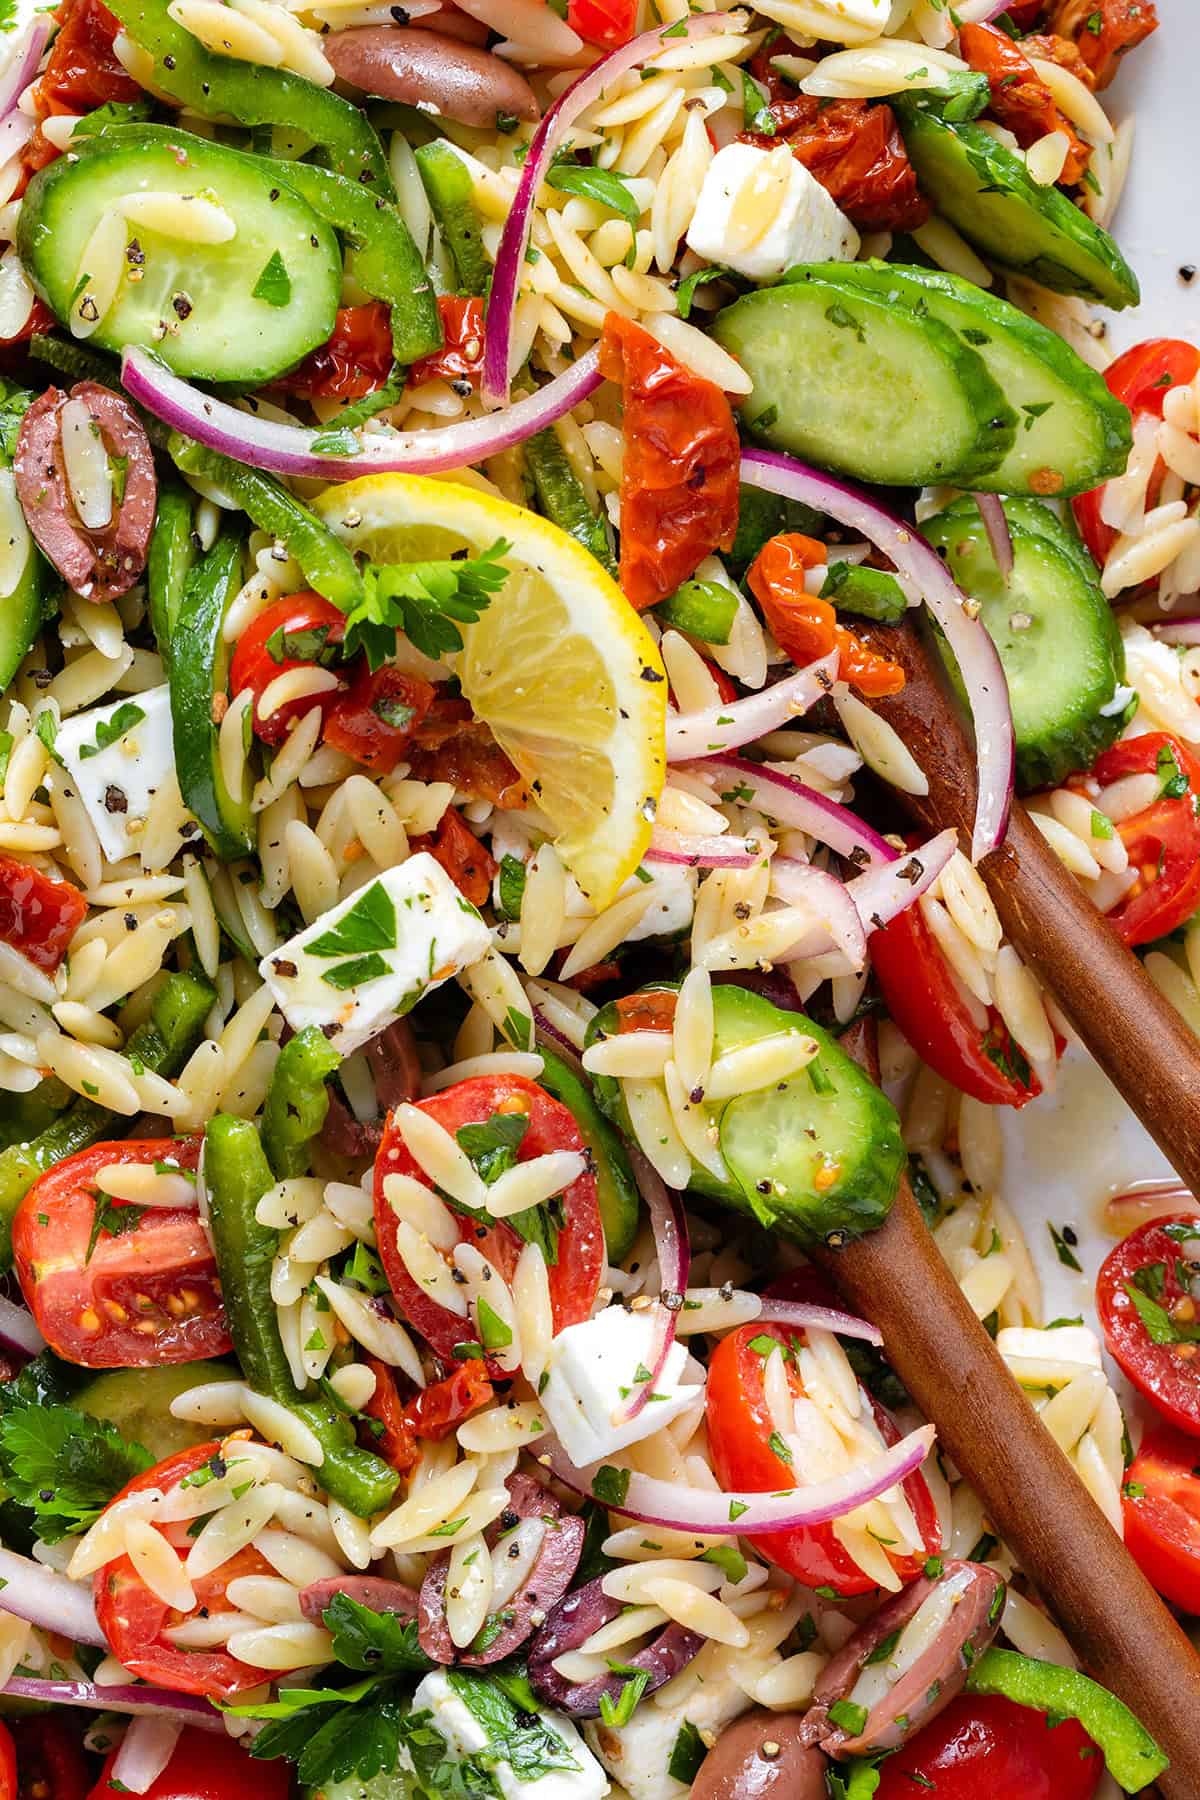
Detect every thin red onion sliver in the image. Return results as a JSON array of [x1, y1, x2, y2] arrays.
[[112, 1716, 184, 1796], [0, 19, 50, 126], [0, 1292, 44, 1356], [482, 11, 731, 408], [666, 652, 838, 762], [615, 1148, 689, 1427], [973, 493, 1013, 584], [1153, 619, 1200, 646], [755, 1297, 883, 1348], [769, 856, 868, 971], [845, 827, 957, 931], [121, 345, 601, 480], [2, 1677, 223, 1727], [544, 1422, 935, 1534], [532, 1006, 585, 1075], [690, 756, 895, 867], [0, 1547, 105, 1646], [739, 450, 1014, 862], [647, 828, 756, 870]]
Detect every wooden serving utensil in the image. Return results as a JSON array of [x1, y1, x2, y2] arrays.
[[807, 618, 1200, 1798]]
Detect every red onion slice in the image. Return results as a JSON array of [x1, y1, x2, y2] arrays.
[[739, 450, 1014, 862], [0, 19, 50, 126], [613, 1148, 690, 1428], [0, 1547, 105, 1646], [690, 756, 895, 867], [482, 11, 732, 408], [2, 1677, 223, 1726], [111, 1716, 183, 1796], [973, 493, 1013, 585], [0, 1293, 44, 1357], [543, 1422, 935, 1534], [1153, 618, 1200, 645], [121, 345, 601, 480], [666, 653, 838, 762], [755, 1297, 883, 1347], [769, 857, 869, 971], [531, 1006, 586, 1075], [647, 829, 757, 869], [846, 828, 956, 929]]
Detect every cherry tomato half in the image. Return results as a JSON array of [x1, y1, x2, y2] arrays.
[[323, 661, 436, 776], [870, 898, 1043, 1107], [10, 1716, 90, 1800], [0, 854, 86, 972], [597, 313, 740, 611], [228, 591, 348, 748], [408, 295, 484, 390], [12, 1138, 231, 1368], [1097, 1215, 1200, 1436], [95, 1444, 276, 1698], [87, 1723, 294, 1799], [364, 1353, 493, 1474], [567, 0, 637, 48], [410, 806, 497, 908], [873, 1694, 1102, 1800], [1073, 338, 1198, 566], [374, 1075, 605, 1371], [746, 533, 905, 698], [1123, 1422, 1200, 1613], [705, 1323, 940, 1596], [1091, 731, 1200, 947]]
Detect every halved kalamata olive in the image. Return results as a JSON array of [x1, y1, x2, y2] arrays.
[[689, 1710, 829, 1800], [528, 1574, 704, 1717], [14, 381, 156, 602], [419, 1471, 585, 1666], [323, 28, 538, 127], [320, 1018, 421, 1158], [299, 1574, 419, 1626], [801, 1559, 1004, 1758]]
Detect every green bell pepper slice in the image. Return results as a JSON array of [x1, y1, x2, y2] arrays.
[[524, 429, 615, 576], [414, 140, 489, 297], [262, 1027, 341, 1181], [964, 1648, 1167, 1793], [146, 480, 196, 671]]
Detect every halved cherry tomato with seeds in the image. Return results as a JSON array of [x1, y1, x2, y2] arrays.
[[374, 1075, 604, 1371], [363, 1354, 493, 1474], [747, 533, 905, 698], [87, 1724, 291, 1800], [567, 0, 637, 48], [228, 592, 348, 748], [0, 855, 86, 972], [10, 1717, 90, 1800], [1097, 1216, 1200, 1437], [1090, 732, 1200, 947], [410, 806, 497, 908], [323, 661, 435, 774], [706, 1323, 940, 1596], [1122, 1422, 1200, 1612], [94, 1444, 277, 1698], [1073, 338, 1198, 568], [12, 1139, 231, 1367]]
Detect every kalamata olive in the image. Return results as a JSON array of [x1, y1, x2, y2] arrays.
[[324, 28, 538, 127], [298, 1573, 419, 1626], [320, 1018, 421, 1157], [528, 1574, 703, 1717], [14, 381, 156, 602], [419, 1472, 585, 1665], [801, 1559, 1005, 1758], [690, 1710, 829, 1800]]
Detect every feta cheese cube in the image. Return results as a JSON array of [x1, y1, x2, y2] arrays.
[[686, 142, 859, 283], [540, 1305, 702, 1468], [52, 684, 176, 865], [259, 851, 490, 1055], [624, 866, 696, 945], [585, 1662, 751, 1800], [412, 1669, 609, 1800], [755, 0, 890, 47]]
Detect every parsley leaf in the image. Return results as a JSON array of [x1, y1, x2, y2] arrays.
[[252, 250, 292, 307], [496, 854, 527, 922], [0, 1398, 152, 1542], [342, 540, 511, 670], [86, 1191, 146, 1264], [308, 881, 397, 958], [667, 1721, 706, 1785], [321, 952, 390, 990], [675, 265, 737, 320], [447, 1669, 582, 1781], [545, 161, 640, 229], [77, 701, 146, 761], [1048, 1222, 1083, 1272], [457, 1114, 529, 1185], [323, 1593, 434, 1675]]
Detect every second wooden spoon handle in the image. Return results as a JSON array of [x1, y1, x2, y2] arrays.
[[861, 619, 1200, 1191]]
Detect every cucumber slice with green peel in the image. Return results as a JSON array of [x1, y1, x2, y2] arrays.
[[925, 498, 1127, 792], [0, 483, 45, 691], [169, 533, 254, 861], [895, 107, 1140, 310], [76, 1363, 240, 1460], [712, 274, 1017, 488], [938, 492, 1100, 581], [798, 261, 1132, 497], [537, 1046, 640, 1263], [18, 131, 342, 384]]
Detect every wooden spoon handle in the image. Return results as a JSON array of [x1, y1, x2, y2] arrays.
[[860, 618, 1200, 1192]]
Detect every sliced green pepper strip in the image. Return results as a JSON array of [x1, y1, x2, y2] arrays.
[[653, 580, 737, 645], [262, 1026, 341, 1180], [0, 971, 213, 1269], [537, 1047, 640, 1263], [168, 435, 363, 612], [414, 140, 489, 297], [0, 1078, 73, 1154], [820, 561, 907, 624], [101, 0, 392, 192], [525, 429, 615, 576], [964, 1648, 1167, 1792], [147, 481, 196, 671], [259, 160, 440, 366], [204, 1114, 400, 1516], [169, 532, 254, 861]]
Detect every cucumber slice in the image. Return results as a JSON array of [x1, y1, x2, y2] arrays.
[[0, 481, 44, 690], [801, 261, 1132, 497], [169, 532, 254, 860], [75, 1362, 240, 1460], [712, 274, 1016, 487], [925, 498, 1127, 791], [896, 107, 1139, 310], [537, 1046, 640, 1262], [939, 492, 1099, 581], [19, 130, 341, 383]]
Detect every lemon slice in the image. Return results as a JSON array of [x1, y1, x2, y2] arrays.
[[313, 473, 666, 907]]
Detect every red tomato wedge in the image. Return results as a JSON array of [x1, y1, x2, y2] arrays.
[[1123, 1422, 1200, 1612], [228, 591, 348, 748], [373, 1075, 604, 1371], [12, 1139, 231, 1368], [0, 855, 86, 972], [95, 1444, 278, 1698], [567, 0, 637, 48], [1073, 338, 1198, 567], [364, 1353, 493, 1474], [873, 1694, 1101, 1800], [323, 661, 435, 775], [10, 1717, 90, 1800], [705, 1322, 940, 1597], [1090, 732, 1200, 947], [87, 1725, 292, 1800], [410, 806, 497, 908], [1097, 1216, 1200, 1436]]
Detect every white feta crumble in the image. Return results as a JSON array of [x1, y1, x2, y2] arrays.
[[540, 1305, 702, 1468], [258, 851, 490, 1055], [584, 1662, 751, 1800], [411, 1669, 609, 1800], [52, 684, 176, 864], [685, 142, 859, 283]]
